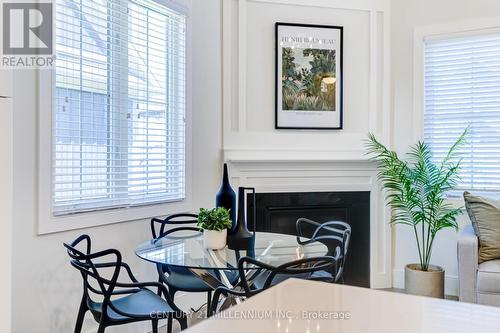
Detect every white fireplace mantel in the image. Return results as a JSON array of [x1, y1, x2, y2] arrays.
[[225, 157, 392, 289]]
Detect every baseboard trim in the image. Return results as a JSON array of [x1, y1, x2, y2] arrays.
[[392, 268, 458, 296]]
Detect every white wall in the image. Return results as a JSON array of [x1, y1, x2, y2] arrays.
[[222, 0, 391, 160], [0, 70, 13, 333], [191, 0, 223, 211], [391, 0, 500, 295], [9, 0, 222, 332]]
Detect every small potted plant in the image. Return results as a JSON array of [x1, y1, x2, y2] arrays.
[[197, 207, 232, 250]]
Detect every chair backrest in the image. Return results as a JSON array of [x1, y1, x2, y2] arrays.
[[151, 213, 201, 277], [237, 255, 338, 296], [296, 218, 351, 281], [63, 235, 135, 319], [150, 213, 199, 239]]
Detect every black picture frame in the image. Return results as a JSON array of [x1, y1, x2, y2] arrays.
[[275, 22, 344, 130]]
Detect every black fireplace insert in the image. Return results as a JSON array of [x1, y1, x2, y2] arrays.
[[248, 191, 370, 287]]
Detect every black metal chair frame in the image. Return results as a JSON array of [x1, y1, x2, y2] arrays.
[[64, 235, 187, 333], [296, 218, 351, 282], [151, 213, 201, 240], [151, 213, 215, 320], [208, 255, 338, 316]]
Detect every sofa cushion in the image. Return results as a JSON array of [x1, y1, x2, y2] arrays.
[[464, 191, 500, 263], [477, 260, 500, 293]]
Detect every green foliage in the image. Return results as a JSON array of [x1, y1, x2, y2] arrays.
[[303, 48, 336, 76], [292, 94, 321, 110], [282, 47, 297, 78], [282, 91, 297, 109], [300, 68, 314, 94], [197, 207, 232, 231], [281, 47, 336, 111], [365, 129, 468, 271], [282, 77, 303, 96]]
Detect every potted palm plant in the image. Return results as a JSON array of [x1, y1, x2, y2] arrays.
[[197, 207, 232, 250], [365, 130, 467, 298]]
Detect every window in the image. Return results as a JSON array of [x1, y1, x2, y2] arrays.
[[54, 0, 186, 215], [424, 31, 500, 192]]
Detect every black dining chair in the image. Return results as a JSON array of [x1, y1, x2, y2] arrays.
[[296, 218, 351, 282], [150, 213, 238, 319], [64, 235, 187, 333], [208, 255, 338, 316]]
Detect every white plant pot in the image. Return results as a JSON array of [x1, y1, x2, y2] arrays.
[[405, 264, 445, 298], [203, 229, 227, 250]]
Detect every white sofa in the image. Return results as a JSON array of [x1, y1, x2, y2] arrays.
[[458, 225, 500, 306]]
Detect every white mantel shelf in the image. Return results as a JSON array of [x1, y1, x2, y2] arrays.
[[223, 149, 372, 164]]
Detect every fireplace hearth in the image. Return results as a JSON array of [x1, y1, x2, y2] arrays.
[[248, 191, 370, 287]]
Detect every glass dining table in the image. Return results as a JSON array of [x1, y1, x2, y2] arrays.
[[135, 229, 328, 296]]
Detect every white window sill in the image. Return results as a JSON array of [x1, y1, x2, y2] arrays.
[[38, 199, 192, 235]]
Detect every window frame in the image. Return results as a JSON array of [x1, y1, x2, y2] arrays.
[[38, 0, 192, 234], [413, 17, 500, 139], [413, 17, 500, 199]]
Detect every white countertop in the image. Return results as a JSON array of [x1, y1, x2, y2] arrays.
[[186, 279, 500, 332]]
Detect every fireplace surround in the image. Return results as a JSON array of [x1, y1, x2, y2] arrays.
[[225, 160, 391, 289]]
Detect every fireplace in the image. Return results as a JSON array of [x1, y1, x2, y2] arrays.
[[248, 191, 370, 287]]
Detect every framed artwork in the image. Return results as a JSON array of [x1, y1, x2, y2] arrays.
[[275, 22, 343, 130]]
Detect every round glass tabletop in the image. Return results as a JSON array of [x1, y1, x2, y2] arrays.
[[135, 230, 328, 270]]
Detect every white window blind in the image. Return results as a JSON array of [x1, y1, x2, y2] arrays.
[[424, 32, 500, 192], [54, 0, 186, 215]]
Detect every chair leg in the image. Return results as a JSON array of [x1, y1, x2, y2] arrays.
[[165, 288, 178, 333], [96, 323, 106, 333], [206, 290, 212, 315], [208, 288, 222, 317], [157, 277, 163, 296], [175, 313, 188, 331], [168, 287, 177, 301], [151, 319, 159, 333], [167, 315, 173, 333], [74, 297, 87, 333]]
